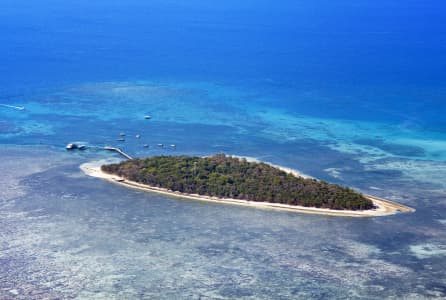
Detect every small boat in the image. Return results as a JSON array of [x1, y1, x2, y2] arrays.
[[66, 143, 78, 150], [157, 143, 164, 147], [135, 134, 141, 139], [143, 144, 149, 148], [66, 143, 87, 150], [117, 138, 125, 142], [170, 144, 176, 148], [144, 115, 152, 119], [119, 133, 126, 136]]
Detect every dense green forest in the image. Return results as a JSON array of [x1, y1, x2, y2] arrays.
[[101, 154, 374, 210]]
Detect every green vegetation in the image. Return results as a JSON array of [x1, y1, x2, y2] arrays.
[[101, 154, 374, 210]]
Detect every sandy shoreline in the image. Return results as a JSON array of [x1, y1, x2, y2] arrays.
[[80, 160, 415, 217], [229, 155, 312, 179]]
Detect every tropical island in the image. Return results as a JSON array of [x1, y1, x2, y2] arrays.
[[102, 154, 372, 210], [80, 154, 414, 217]]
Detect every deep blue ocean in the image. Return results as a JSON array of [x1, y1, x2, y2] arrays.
[[1, 1, 446, 299]]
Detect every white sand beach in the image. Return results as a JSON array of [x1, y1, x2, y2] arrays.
[[80, 160, 415, 218]]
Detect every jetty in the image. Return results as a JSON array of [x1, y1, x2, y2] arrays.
[[67, 143, 134, 160], [103, 146, 133, 160]]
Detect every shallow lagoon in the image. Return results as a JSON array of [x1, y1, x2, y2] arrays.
[[0, 81, 446, 299], [0, 146, 445, 299]]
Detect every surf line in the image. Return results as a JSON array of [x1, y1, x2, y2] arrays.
[[0, 104, 25, 111]]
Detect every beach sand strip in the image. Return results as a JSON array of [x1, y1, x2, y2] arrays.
[[80, 160, 415, 218]]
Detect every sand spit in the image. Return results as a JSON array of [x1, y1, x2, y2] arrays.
[[80, 160, 415, 218]]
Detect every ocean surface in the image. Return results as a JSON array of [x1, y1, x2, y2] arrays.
[[1, 1, 446, 299]]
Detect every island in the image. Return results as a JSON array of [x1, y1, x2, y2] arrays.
[[81, 154, 415, 217]]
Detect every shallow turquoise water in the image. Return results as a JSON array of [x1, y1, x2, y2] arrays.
[[1, 81, 446, 299], [1, 145, 445, 299]]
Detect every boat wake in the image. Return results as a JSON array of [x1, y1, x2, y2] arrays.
[[0, 104, 25, 111]]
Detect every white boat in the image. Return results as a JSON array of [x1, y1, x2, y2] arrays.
[[66, 143, 87, 150], [144, 115, 152, 119], [66, 143, 77, 150]]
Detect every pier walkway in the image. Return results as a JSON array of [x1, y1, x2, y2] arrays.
[[66, 143, 134, 160], [103, 146, 133, 160]]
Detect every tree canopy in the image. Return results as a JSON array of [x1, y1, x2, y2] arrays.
[[101, 154, 374, 210]]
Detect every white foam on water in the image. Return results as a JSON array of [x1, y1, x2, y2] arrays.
[[409, 243, 446, 259]]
